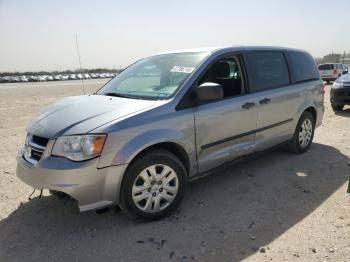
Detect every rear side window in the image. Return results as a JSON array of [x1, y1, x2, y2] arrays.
[[246, 52, 290, 92], [289, 51, 320, 82], [318, 64, 334, 70]]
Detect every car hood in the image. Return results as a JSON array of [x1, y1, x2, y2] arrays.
[[28, 95, 156, 138], [337, 73, 350, 84]]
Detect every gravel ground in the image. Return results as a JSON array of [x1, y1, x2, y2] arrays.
[[0, 80, 349, 262]]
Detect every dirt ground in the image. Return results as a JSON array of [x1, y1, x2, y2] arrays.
[[0, 79, 349, 262]]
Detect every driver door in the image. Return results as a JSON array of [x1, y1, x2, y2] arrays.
[[194, 55, 258, 173]]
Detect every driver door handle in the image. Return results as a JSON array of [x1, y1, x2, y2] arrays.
[[242, 102, 255, 109], [259, 97, 271, 104]]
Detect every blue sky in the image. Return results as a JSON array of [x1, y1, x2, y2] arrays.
[[0, 0, 349, 72]]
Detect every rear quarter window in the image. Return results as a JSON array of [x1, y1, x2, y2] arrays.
[[289, 51, 320, 82], [246, 51, 290, 92]]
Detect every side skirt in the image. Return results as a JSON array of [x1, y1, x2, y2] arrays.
[[189, 140, 291, 182]]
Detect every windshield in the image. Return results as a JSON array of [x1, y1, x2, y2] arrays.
[[97, 52, 209, 100]]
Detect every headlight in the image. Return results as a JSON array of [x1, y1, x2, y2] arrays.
[[52, 134, 107, 161], [332, 82, 343, 89], [25, 133, 32, 146]]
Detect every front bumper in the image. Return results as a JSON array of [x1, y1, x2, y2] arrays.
[[330, 86, 350, 105], [16, 149, 127, 211]]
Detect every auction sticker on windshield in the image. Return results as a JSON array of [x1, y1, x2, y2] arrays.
[[170, 66, 195, 74]]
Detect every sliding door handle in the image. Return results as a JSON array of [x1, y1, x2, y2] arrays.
[[259, 98, 271, 104], [242, 102, 255, 109]]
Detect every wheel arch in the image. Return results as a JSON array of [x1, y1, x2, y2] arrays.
[[297, 103, 317, 124], [303, 106, 317, 123], [127, 141, 191, 176], [118, 141, 191, 205]]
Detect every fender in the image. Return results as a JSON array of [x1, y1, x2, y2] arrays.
[[97, 128, 197, 174], [115, 129, 192, 163], [292, 79, 324, 130]]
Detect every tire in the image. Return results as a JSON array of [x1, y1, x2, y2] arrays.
[[49, 189, 69, 199], [119, 149, 187, 220], [287, 111, 315, 154], [331, 103, 344, 111]]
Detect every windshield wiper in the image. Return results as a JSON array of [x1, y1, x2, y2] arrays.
[[102, 92, 138, 99]]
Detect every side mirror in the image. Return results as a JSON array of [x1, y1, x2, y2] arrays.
[[196, 82, 224, 102]]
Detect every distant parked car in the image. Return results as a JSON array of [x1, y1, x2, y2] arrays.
[[53, 75, 61, 81], [0, 76, 10, 83], [9, 76, 20, 82], [27, 76, 36, 82], [1, 76, 10, 83], [330, 73, 350, 111], [90, 73, 98, 79], [318, 63, 348, 83], [19, 76, 28, 82], [83, 73, 91, 79], [69, 74, 77, 80]]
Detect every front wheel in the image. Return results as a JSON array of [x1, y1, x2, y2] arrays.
[[287, 111, 315, 154], [331, 103, 344, 111], [119, 149, 187, 220]]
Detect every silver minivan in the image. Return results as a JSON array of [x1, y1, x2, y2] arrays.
[[16, 46, 324, 220], [318, 63, 348, 83]]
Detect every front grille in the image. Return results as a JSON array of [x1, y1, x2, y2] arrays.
[[30, 146, 45, 161], [32, 135, 49, 147], [343, 82, 350, 87], [23, 134, 48, 164]]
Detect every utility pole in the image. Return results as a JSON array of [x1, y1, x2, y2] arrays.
[[75, 34, 85, 95]]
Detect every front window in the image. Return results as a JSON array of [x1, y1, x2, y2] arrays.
[[97, 52, 209, 100]]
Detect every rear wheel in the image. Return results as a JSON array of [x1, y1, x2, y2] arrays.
[[119, 149, 187, 220], [287, 111, 315, 154], [331, 103, 344, 111]]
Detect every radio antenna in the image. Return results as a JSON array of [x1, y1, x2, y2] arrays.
[[75, 34, 86, 94]]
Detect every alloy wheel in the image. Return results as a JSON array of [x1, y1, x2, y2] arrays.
[[132, 164, 179, 213], [298, 118, 313, 147]]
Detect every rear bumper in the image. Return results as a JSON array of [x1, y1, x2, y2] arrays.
[[16, 149, 127, 211], [316, 103, 325, 128], [322, 77, 337, 81], [330, 87, 350, 105]]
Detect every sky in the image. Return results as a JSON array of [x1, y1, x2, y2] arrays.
[[0, 0, 349, 72]]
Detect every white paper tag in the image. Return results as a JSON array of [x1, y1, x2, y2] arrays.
[[170, 66, 195, 74]]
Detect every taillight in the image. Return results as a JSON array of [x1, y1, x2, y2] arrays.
[[322, 83, 326, 95], [333, 69, 337, 75]]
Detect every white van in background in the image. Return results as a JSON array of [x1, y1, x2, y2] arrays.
[[318, 63, 348, 83]]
